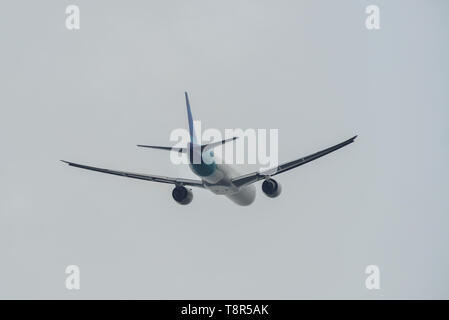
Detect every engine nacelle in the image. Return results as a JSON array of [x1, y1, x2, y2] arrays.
[[172, 186, 193, 205], [262, 178, 282, 198]]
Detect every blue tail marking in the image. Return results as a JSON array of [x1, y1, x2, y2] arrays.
[[185, 92, 196, 144]]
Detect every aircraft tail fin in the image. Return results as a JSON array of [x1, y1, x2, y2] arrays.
[[185, 92, 197, 144]]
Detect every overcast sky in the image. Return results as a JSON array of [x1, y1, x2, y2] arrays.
[[0, 0, 448, 299]]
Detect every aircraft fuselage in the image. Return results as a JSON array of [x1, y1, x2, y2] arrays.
[[189, 150, 256, 206]]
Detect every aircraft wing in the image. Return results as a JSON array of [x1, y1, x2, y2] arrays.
[[61, 160, 204, 188], [231, 135, 357, 188]]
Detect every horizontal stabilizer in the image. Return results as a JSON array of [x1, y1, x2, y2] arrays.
[[136, 145, 187, 153], [202, 137, 238, 151], [138, 137, 238, 153]]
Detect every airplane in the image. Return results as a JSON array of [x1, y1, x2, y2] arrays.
[[61, 92, 357, 206]]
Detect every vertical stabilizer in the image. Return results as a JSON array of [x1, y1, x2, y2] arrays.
[[185, 92, 197, 144]]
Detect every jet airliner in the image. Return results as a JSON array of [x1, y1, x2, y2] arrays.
[[62, 92, 357, 206]]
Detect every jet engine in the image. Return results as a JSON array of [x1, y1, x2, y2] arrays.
[[172, 186, 193, 205], [262, 178, 282, 198]]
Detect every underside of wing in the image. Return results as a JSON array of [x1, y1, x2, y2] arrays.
[[231, 135, 357, 188], [61, 160, 204, 188]]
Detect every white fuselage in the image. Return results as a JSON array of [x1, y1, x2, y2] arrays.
[[193, 161, 256, 206]]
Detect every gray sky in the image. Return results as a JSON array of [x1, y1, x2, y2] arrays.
[[0, 0, 448, 299]]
